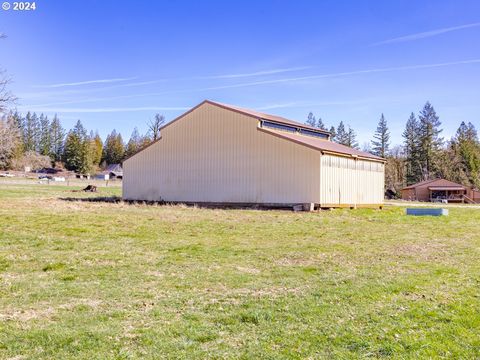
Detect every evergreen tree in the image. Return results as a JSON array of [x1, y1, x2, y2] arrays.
[[31, 112, 41, 152], [103, 130, 125, 164], [125, 127, 142, 158], [90, 131, 103, 168], [63, 120, 93, 174], [435, 142, 469, 185], [306, 112, 316, 127], [403, 112, 421, 184], [418, 102, 443, 179], [49, 114, 65, 162], [306, 112, 326, 130], [23, 111, 38, 152], [371, 113, 390, 157], [10, 110, 23, 132], [316, 117, 326, 131], [39, 114, 52, 158], [64, 133, 82, 172], [453, 121, 480, 188], [335, 121, 348, 145], [329, 126, 336, 141], [346, 127, 359, 149]]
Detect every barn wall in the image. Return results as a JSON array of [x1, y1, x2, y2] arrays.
[[319, 154, 384, 206], [123, 103, 321, 203]]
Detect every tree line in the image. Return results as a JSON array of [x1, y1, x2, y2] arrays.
[[306, 101, 480, 194], [0, 110, 166, 173]]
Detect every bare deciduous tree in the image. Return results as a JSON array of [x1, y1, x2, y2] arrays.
[[0, 34, 16, 113], [148, 113, 165, 141], [0, 115, 21, 169], [12, 151, 52, 171]]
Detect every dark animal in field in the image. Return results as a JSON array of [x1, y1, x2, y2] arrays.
[[82, 185, 97, 192], [72, 185, 98, 193]]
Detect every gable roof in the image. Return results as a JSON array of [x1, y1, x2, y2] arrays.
[[105, 163, 123, 174], [125, 100, 379, 162], [402, 179, 438, 190], [403, 178, 467, 190], [259, 127, 384, 162]]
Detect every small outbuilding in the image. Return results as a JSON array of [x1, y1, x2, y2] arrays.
[[123, 100, 385, 208], [401, 179, 480, 203], [106, 164, 123, 179], [95, 164, 123, 180]]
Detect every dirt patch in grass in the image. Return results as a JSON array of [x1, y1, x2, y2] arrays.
[[391, 242, 449, 261]]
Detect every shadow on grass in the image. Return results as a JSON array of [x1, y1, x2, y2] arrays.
[[59, 196, 125, 204], [58, 196, 296, 210]]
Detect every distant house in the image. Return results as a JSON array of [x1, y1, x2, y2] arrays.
[[96, 164, 123, 180], [401, 179, 480, 203], [106, 164, 123, 179]]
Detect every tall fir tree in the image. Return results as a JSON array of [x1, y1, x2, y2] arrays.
[[453, 121, 480, 188], [316, 117, 326, 131], [90, 131, 103, 168], [31, 112, 40, 152], [306, 112, 316, 127], [125, 127, 142, 158], [306, 112, 326, 130], [402, 112, 421, 184], [335, 121, 348, 145], [38, 114, 52, 158], [49, 114, 65, 162], [63, 120, 93, 174], [10, 110, 23, 132], [346, 127, 359, 149], [23, 111, 37, 152], [103, 130, 125, 165], [329, 126, 336, 141], [418, 101, 443, 180], [371, 113, 390, 157]]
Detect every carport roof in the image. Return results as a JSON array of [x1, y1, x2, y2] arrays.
[[428, 186, 466, 191]]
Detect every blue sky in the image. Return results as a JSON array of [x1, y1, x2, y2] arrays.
[[1, 0, 480, 146]]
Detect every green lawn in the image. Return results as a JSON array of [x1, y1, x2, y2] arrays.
[[0, 184, 479, 359]]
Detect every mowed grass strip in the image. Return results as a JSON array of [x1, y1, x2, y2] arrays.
[[0, 184, 479, 359]]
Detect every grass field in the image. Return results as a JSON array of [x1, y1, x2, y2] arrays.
[[0, 183, 479, 359]]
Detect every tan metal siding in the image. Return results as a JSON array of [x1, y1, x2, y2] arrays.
[[123, 103, 320, 203], [319, 155, 384, 205]]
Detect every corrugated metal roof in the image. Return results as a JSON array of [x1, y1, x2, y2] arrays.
[[125, 100, 374, 162], [207, 100, 331, 135], [259, 127, 385, 162], [402, 179, 437, 190], [105, 163, 123, 173]]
